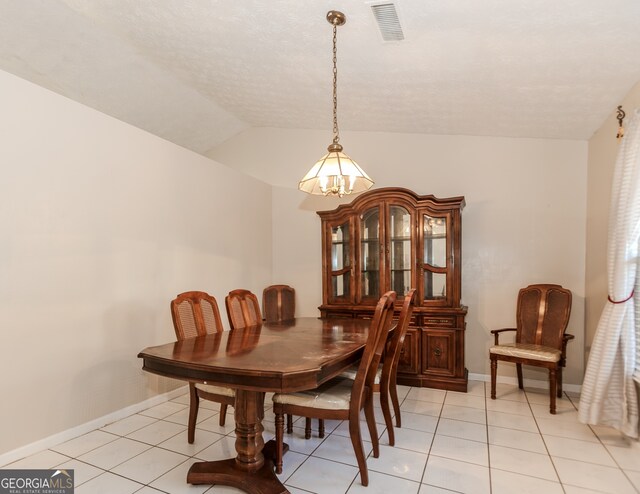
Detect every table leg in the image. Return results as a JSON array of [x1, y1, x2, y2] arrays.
[[187, 389, 289, 494]]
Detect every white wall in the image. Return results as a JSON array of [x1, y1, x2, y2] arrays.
[[0, 70, 272, 456], [211, 127, 588, 384]]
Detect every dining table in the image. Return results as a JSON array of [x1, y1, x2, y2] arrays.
[[137, 316, 376, 494]]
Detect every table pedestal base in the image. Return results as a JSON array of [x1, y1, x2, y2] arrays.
[[188, 440, 290, 494]]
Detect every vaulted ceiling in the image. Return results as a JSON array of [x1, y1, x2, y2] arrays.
[[2, 0, 640, 158]]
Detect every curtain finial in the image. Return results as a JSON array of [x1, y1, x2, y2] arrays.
[[616, 105, 626, 140]]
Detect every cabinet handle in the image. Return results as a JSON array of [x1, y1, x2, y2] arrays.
[[433, 347, 442, 357]]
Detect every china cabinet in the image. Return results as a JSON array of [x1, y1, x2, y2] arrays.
[[318, 187, 468, 391]]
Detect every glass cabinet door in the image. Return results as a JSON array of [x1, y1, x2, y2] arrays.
[[360, 207, 380, 301], [389, 205, 413, 297], [422, 213, 448, 301], [329, 222, 351, 301], [319, 190, 464, 314]]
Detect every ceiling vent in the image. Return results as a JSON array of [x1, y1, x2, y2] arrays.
[[369, 2, 404, 41]]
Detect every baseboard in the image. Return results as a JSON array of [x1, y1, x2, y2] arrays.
[[468, 373, 582, 394], [0, 385, 188, 468]]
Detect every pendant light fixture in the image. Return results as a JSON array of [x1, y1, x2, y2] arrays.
[[298, 10, 374, 197]]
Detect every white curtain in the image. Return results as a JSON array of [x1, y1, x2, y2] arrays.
[[579, 109, 640, 438], [635, 251, 640, 387]]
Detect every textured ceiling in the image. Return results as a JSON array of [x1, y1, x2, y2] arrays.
[[1, 0, 640, 157]]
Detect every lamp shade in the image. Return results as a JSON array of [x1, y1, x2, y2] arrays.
[[298, 144, 374, 197]]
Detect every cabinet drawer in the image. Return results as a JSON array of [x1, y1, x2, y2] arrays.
[[323, 311, 355, 319], [389, 314, 419, 329], [422, 329, 455, 376], [397, 328, 419, 375], [423, 316, 456, 328], [354, 312, 374, 320], [405, 314, 420, 327]]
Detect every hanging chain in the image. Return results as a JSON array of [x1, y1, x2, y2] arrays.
[[332, 22, 340, 145]]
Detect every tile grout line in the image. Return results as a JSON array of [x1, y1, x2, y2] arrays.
[[526, 388, 568, 494], [278, 416, 336, 491], [418, 388, 447, 489], [585, 422, 640, 492], [484, 382, 493, 494], [396, 387, 435, 494]]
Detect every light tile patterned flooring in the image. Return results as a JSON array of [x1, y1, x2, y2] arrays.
[[3, 381, 640, 493]]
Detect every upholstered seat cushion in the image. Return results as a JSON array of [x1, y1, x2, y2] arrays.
[[340, 364, 381, 384], [272, 377, 353, 410], [195, 383, 235, 397], [489, 343, 561, 362]]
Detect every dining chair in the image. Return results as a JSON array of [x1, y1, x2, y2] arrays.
[[489, 284, 573, 414], [262, 284, 295, 323], [339, 288, 416, 445], [225, 289, 262, 329], [272, 291, 397, 486], [262, 284, 301, 433], [170, 291, 235, 443]]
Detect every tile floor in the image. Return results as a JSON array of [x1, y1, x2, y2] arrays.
[[3, 381, 640, 493]]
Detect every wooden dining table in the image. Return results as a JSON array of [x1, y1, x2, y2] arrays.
[[138, 316, 375, 494]]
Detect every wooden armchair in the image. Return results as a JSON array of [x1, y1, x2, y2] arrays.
[[170, 291, 235, 442], [225, 289, 262, 329], [272, 291, 397, 486], [262, 284, 295, 323], [489, 284, 573, 414]]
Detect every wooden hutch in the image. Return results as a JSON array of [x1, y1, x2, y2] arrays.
[[317, 187, 468, 391]]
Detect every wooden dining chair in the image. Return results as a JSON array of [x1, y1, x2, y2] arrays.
[[170, 291, 235, 443], [262, 284, 301, 432], [340, 289, 416, 445], [272, 291, 397, 486], [225, 289, 262, 329], [490, 284, 573, 414], [262, 284, 295, 323]]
